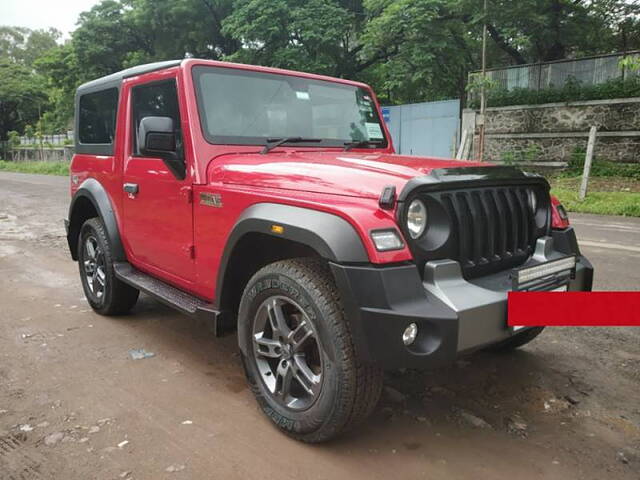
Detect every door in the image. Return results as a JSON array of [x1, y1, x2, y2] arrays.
[[122, 78, 195, 282]]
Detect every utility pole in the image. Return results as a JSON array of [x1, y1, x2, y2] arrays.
[[477, 0, 488, 161]]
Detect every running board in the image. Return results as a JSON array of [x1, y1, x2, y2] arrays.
[[113, 262, 225, 335]]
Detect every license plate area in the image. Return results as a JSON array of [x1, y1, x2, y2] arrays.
[[511, 255, 576, 292]]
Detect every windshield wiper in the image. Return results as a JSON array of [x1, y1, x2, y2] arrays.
[[343, 140, 384, 151], [260, 137, 321, 154]]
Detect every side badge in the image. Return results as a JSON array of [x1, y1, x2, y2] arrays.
[[200, 192, 223, 208]]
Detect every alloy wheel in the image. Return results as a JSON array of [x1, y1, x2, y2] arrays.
[[252, 296, 323, 410], [83, 235, 106, 299]]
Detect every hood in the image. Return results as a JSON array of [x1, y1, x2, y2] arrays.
[[210, 151, 488, 199]]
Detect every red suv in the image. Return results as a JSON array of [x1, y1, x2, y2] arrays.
[[65, 59, 593, 442]]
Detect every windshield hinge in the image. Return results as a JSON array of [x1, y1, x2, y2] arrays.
[[379, 185, 396, 210]]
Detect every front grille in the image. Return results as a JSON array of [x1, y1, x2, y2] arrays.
[[404, 183, 550, 279], [442, 186, 536, 271]]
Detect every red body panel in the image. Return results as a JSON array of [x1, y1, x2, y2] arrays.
[[70, 59, 498, 302]]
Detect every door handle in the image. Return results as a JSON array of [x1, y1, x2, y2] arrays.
[[123, 183, 139, 195]]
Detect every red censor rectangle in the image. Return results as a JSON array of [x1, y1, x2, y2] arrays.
[[508, 292, 640, 327]]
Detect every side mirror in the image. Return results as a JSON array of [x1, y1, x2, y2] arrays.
[[138, 116, 176, 154], [138, 116, 185, 179]]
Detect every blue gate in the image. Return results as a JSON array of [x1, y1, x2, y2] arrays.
[[382, 99, 460, 158]]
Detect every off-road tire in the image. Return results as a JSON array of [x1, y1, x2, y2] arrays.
[[489, 327, 545, 352], [77, 217, 139, 315], [238, 258, 383, 443]]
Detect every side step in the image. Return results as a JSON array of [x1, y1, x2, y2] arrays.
[[113, 262, 226, 335]]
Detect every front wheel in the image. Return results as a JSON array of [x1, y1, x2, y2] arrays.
[[77, 217, 139, 315], [238, 258, 383, 443]]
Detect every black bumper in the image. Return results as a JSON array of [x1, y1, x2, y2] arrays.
[[331, 227, 593, 370]]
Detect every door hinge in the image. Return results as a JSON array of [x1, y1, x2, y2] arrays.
[[181, 186, 193, 204]]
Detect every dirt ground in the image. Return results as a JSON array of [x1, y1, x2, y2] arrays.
[[1, 171, 639, 480]]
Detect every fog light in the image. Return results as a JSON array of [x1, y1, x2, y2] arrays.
[[402, 323, 418, 346]]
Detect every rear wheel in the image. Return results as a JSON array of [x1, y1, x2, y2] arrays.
[[77, 217, 139, 315], [238, 258, 383, 443]]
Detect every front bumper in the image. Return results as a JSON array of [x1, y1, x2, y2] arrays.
[[331, 227, 593, 370]]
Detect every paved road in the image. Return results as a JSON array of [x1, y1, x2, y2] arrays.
[[0, 171, 638, 480]]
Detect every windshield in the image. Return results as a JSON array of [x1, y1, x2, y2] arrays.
[[193, 66, 388, 148]]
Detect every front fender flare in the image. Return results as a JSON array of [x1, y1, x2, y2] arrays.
[[214, 203, 368, 305], [67, 178, 125, 261]]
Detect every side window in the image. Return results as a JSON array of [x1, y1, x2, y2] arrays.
[[79, 88, 119, 145], [132, 80, 182, 157]]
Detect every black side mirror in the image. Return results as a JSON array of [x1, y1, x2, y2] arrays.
[[138, 116, 185, 179]]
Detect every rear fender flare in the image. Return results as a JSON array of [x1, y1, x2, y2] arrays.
[[67, 178, 125, 261]]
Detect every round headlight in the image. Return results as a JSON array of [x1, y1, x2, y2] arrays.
[[406, 199, 427, 239]]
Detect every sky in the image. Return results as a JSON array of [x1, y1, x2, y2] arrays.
[[0, 0, 100, 39]]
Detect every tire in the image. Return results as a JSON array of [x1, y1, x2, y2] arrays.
[[488, 327, 545, 352], [77, 217, 139, 315], [238, 258, 383, 443]]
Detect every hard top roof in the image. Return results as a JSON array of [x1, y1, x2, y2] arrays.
[[76, 58, 371, 95], [76, 60, 182, 94]]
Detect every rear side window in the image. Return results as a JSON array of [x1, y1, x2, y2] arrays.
[[78, 88, 119, 145], [131, 80, 182, 157]]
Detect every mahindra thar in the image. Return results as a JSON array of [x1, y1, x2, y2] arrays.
[[65, 59, 593, 442]]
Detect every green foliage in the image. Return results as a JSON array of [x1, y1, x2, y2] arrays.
[[222, 0, 371, 79], [551, 187, 640, 217], [500, 144, 542, 165], [23, 125, 35, 138], [0, 160, 69, 176], [7, 131, 20, 147], [0, 26, 60, 67], [469, 76, 640, 108], [362, 0, 476, 103], [564, 147, 640, 180], [0, 63, 48, 140], [619, 55, 640, 73]]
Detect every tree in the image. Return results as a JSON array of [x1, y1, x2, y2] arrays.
[[460, 0, 640, 65], [361, 0, 480, 103], [0, 62, 48, 140], [221, 0, 389, 79], [0, 26, 60, 67]]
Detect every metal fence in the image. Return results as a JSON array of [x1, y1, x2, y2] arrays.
[[19, 131, 74, 146], [469, 50, 640, 100]]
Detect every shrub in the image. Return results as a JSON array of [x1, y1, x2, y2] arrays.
[[469, 76, 640, 109]]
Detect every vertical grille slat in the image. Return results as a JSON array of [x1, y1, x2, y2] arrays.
[[454, 192, 474, 267], [498, 189, 516, 255], [490, 190, 507, 257], [441, 194, 461, 261], [515, 188, 531, 252], [481, 191, 498, 261], [505, 188, 521, 253]]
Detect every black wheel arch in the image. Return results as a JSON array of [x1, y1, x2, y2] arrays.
[[67, 178, 125, 262], [214, 203, 369, 316]]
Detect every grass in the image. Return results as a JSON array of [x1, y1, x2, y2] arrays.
[[550, 176, 640, 217], [0, 160, 69, 176]]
